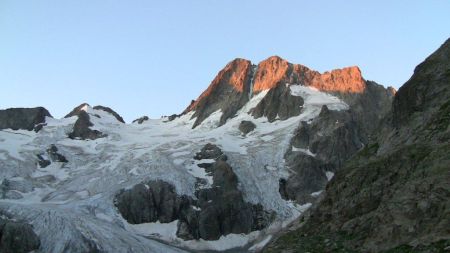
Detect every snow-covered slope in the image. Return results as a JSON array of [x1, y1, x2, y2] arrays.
[[0, 84, 349, 252]]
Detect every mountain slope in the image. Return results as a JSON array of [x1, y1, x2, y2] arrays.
[[185, 56, 392, 127], [264, 38, 450, 253], [0, 57, 394, 252]]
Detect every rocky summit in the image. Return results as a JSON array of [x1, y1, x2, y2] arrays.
[[0, 39, 448, 253]]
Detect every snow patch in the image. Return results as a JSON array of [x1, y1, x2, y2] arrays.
[[292, 146, 316, 157], [128, 220, 179, 240], [311, 190, 323, 197], [290, 84, 349, 111], [326, 171, 335, 181], [182, 231, 260, 251], [249, 235, 273, 252]]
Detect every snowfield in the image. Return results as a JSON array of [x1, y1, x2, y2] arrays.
[[0, 84, 348, 252]]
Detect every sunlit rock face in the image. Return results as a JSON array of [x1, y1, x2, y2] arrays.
[[184, 55, 386, 128], [252, 56, 365, 93], [184, 58, 254, 128], [252, 56, 291, 92]]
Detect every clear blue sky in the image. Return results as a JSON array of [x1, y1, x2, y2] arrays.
[[1, 1, 449, 122]]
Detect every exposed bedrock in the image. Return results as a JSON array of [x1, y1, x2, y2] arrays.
[[251, 82, 304, 122], [184, 55, 395, 129], [186, 58, 254, 128], [278, 75, 395, 205], [38, 144, 68, 165], [65, 103, 106, 140], [265, 38, 450, 253], [115, 144, 274, 241], [0, 217, 40, 253], [280, 105, 367, 204], [0, 107, 52, 132], [92, 105, 125, 123], [239, 120, 256, 135], [132, 116, 149, 124]]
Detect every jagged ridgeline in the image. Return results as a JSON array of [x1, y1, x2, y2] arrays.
[[265, 39, 450, 252], [4, 42, 444, 253]]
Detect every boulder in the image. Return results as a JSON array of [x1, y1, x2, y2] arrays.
[[239, 120, 256, 135], [132, 116, 149, 124]]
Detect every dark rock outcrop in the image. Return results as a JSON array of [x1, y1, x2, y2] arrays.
[[193, 143, 223, 160], [0, 218, 40, 253], [68, 111, 105, 140], [186, 58, 254, 128], [92, 105, 125, 123], [132, 116, 149, 124], [177, 159, 274, 240], [239, 120, 256, 135], [392, 38, 450, 128], [46, 144, 68, 163], [0, 107, 51, 132], [65, 104, 106, 140], [115, 180, 190, 224], [167, 114, 179, 121], [278, 78, 395, 205], [36, 144, 68, 168], [265, 38, 450, 253], [115, 144, 274, 241], [64, 103, 90, 118], [280, 106, 366, 204], [36, 155, 51, 168], [251, 83, 304, 122]]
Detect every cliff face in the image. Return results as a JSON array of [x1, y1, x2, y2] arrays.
[[252, 56, 366, 93], [185, 58, 254, 128], [265, 39, 450, 253], [186, 55, 388, 128], [0, 107, 52, 132]]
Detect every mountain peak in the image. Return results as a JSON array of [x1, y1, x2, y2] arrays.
[[185, 56, 373, 127], [253, 56, 290, 92], [184, 58, 252, 115], [309, 65, 366, 93], [64, 103, 91, 118]]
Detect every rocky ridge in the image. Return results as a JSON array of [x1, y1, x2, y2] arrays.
[[264, 39, 450, 253], [0, 107, 52, 132], [185, 56, 391, 128]]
